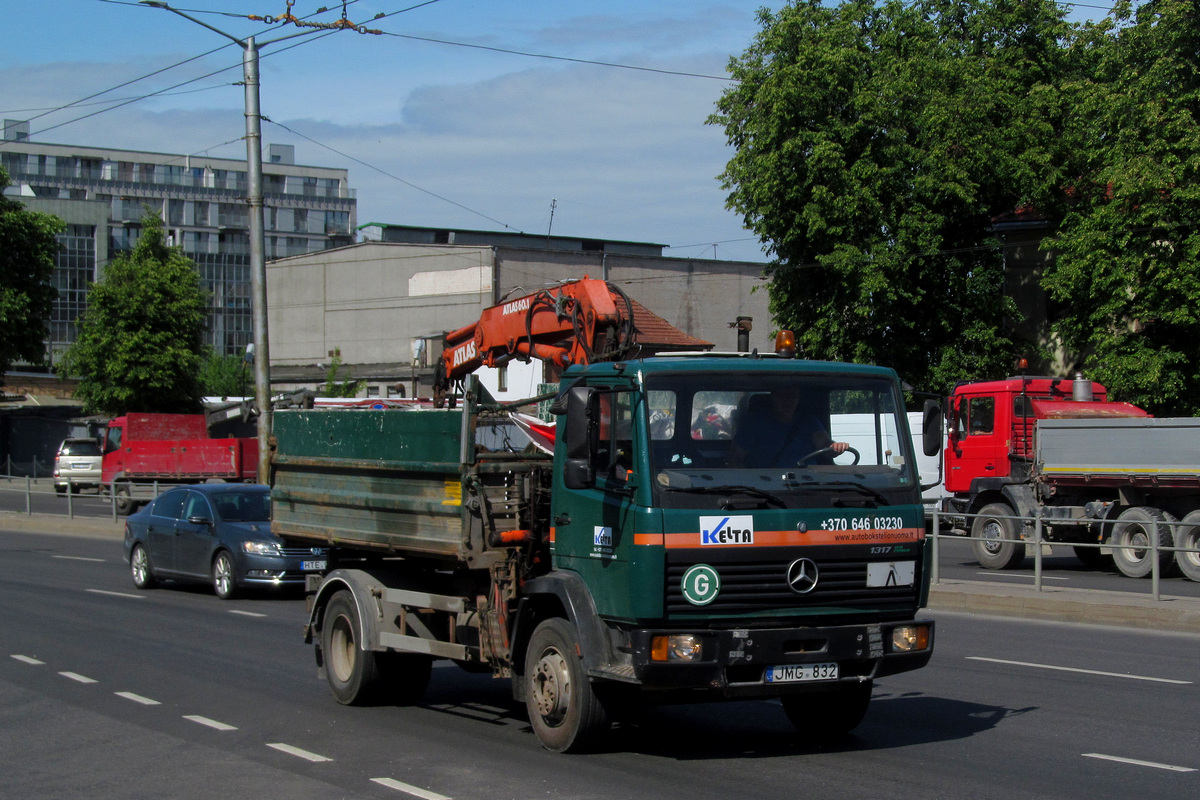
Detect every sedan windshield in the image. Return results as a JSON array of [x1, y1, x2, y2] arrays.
[[212, 491, 271, 522], [645, 372, 919, 509]]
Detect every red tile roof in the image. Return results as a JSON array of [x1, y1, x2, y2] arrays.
[[627, 298, 712, 351]]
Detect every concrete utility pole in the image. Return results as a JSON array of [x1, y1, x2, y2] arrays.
[[140, 1, 380, 481]]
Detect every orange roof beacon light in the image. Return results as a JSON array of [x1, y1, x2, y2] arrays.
[[1016, 356, 1029, 372], [775, 330, 797, 358]]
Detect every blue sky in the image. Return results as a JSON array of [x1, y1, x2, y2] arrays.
[[3, 0, 774, 262], [4, 1, 1109, 264]]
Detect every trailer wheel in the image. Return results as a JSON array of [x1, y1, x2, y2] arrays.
[[524, 618, 610, 753], [321, 590, 382, 705], [971, 502, 1024, 570], [1111, 506, 1176, 579], [781, 680, 873, 738], [1172, 510, 1200, 582]]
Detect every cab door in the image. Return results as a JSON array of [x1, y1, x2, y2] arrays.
[[945, 392, 1007, 494]]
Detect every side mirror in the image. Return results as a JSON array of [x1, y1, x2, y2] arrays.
[[187, 515, 213, 526], [922, 399, 943, 457], [563, 386, 598, 490]]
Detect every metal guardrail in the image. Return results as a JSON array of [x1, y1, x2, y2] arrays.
[[0, 477, 164, 522], [928, 508, 1200, 600]]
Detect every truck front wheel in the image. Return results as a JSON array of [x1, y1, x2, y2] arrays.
[[971, 502, 1024, 570], [781, 680, 872, 738], [114, 483, 134, 516], [1175, 511, 1200, 582], [1111, 506, 1176, 579], [524, 618, 610, 753]]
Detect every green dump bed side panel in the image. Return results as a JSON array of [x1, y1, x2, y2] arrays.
[[270, 409, 466, 557]]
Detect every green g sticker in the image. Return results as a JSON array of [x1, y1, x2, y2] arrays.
[[681, 564, 720, 606]]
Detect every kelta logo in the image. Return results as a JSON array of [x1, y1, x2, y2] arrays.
[[700, 515, 754, 545]]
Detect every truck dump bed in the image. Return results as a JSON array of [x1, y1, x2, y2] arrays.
[[271, 408, 468, 558], [1036, 417, 1200, 487]]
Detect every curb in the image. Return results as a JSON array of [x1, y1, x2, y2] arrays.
[[928, 579, 1200, 634], [0, 511, 125, 540]]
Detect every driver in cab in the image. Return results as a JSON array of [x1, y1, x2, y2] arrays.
[[728, 387, 849, 468]]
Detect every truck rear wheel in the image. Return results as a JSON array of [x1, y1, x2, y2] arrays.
[[781, 680, 872, 738], [1111, 506, 1176, 579], [1172, 510, 1200, 582], [971, 503, 1024, 570], [524, 618, 610, 753], [321, 590, 382, 705]]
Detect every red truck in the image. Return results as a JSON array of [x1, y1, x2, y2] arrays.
[[939, 373, 1200, 581], [102, 413, 258, 515]]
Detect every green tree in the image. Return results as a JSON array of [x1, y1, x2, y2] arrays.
[[1040, 0, 1200, 416], [710, 0, 1073, 395], [0, 166, 63, 379], [58, 214, 208, 415], [322, 348, 363, 398], [199, 348, 250, 398]]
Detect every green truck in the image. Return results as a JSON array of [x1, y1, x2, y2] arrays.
[[271, 354, 938, 752]]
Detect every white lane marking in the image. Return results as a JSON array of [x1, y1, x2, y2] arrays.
[[59, 671, 98, 684], [967, 657, 1192, 685], [115, 691, 161, 705], [1083, 753, 1197, 772], [184, 715, 237, 731], [11, 655, 45, 665], [228, 610, 267, 618], [973, 571, 1069, 581], [266, 743, 332, 763], [54, 555, 105, 563], [86, 589, 145, 600], [371, 778, 453, 800]]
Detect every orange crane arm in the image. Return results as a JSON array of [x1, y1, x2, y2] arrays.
[[434, 277, 635, 401]]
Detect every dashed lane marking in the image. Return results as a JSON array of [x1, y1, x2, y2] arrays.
[[59, 671, 97, 684], [967, 657, 1192, 685], [11, 655, 45, 665], [86, 589, 144, 600], [266, 743, 332, 763], [228, 610, 267, 618], [370, 778, 453, 799], [53, 555, 105, 563], [115, 691, 160, 705], [1083, 753, 1196, 772], [184, 715, 237, 731]]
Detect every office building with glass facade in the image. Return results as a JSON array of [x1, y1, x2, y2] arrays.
[[1, 123, 356, 366]]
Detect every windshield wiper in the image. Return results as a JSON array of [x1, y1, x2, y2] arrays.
[[664, 484, 788, 509], [814, 481, 891, 507]]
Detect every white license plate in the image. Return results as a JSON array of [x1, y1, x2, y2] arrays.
[[72, 463, 91, 469], [301, 560, 327, 571], [766, 663, 839, 683]]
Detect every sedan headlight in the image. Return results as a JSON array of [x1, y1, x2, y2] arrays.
[[242, 540, 282, 556]]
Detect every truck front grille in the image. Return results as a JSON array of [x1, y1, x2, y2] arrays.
[[665, 553, 919, 616]]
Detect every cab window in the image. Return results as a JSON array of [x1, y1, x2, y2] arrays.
[[967, 397, 995, 435], [595, 390, 634, 481]]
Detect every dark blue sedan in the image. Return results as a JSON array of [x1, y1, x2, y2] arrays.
[[123, 484, 328, 599]]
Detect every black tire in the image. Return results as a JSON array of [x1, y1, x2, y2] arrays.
[[524, 618, 611, 753], [781, 680, 873, 738], [374, 652, 433, 705], [970, 502, 1025, 570], [114, 483, 134, 516], [320, 590, 383, 705], [211, 550, 239, 599], [130, 544, 157, 589], [55, 484, 66, 496], [1110, 506, 1176, 579], [1072, 544, 1112, 569], [1172, 510, 1200, 582]]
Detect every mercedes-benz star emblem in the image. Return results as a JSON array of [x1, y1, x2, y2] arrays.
[[786, 558, 819, 594]]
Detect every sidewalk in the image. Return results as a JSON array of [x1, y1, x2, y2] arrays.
[[5, 510, 1200, 634]]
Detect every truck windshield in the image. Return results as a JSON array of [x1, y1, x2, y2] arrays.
[[645, 372, 918, 509]]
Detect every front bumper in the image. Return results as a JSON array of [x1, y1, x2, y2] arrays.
[[619, 620, 934, 698]]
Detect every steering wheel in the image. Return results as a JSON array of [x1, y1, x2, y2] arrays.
[[797, 445, 860, 467]]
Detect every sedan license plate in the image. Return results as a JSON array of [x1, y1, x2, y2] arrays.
[[766, 663, 839, 683], [301, 560, 327, 572]]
